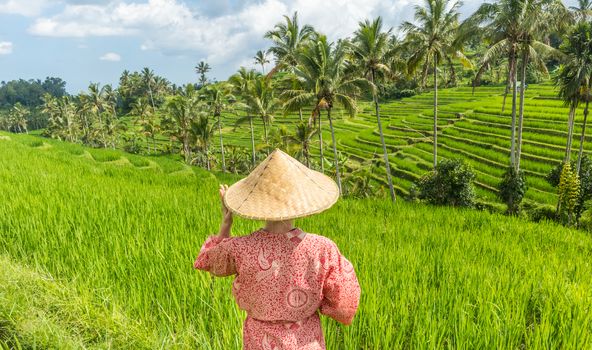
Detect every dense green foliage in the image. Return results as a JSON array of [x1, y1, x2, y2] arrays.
[[1, 132, 592, 348], [414, 158, 476, 207], [498, 166, 528, 215], [0, 77, 66, 108]]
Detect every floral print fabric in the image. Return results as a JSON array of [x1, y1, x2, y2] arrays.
[[194, 228, 360, 350]]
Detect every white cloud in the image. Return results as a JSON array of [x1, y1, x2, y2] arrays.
[[99, 52, 121, 61], [0, 41, 13, 55], [0, 0, 51, 17], [25, 0, 482, 79]]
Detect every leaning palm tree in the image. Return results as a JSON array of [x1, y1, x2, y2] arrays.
[[202, 83, 236, 172], [195, 61, 211, 87], [401, 0, 467, 169], [253, 50, 270, 74], [282, 35, 369, 194], [351, 17, 397, 202], [229, 67, 261, 167]]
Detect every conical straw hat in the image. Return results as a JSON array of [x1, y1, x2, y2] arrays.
[[223, 149, 339, 221]]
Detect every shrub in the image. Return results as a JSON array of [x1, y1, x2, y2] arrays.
[[415, 158, 476, 207], [579, 208, 592, 233], [498, 166, 528, 215], [528, 204, 558, 222]]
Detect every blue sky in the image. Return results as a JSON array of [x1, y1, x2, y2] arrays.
[[0, 0, 570, 93]]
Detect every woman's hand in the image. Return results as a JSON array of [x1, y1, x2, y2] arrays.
[[218, 184, 233, 238]]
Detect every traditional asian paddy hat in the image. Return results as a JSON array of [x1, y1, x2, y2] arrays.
[[223, 149, 339, 221]]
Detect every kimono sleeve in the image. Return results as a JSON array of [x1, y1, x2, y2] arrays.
[[193, 235, 237, 277], [319, 243, 361, 325]]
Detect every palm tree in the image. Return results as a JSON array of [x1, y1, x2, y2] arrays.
[[513, 0, 566, 171], [570, 0, 592, 22], [265, 12, 315, 123], [141, 67, 157, 109], [191, 113, 216, 170], [241, 76, 279, 153], [165, 85, 201, 163], [195, 61, 211, 87], [555, 22, 592, 172], [351, 17, 397, 202], [401, 0, 468, 169], [229, 67, 260, 167], [253, 50, 270, 74], [469, 0, 566, 169], [283, 35, 368, 194], [289, 122, 318, 167], [202, 83, 236, 172]]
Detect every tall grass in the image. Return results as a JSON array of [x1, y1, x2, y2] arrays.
[[1, 133, 591, 348]]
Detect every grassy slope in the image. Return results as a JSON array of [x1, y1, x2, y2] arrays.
[[1, 132, 591, 349]]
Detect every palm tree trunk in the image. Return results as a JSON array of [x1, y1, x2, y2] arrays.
[[565, 104, 576, 162], [218, 114, 226, 172], [262, 117, 269, 147], [183, 132, 191, 164], [206, 142, 211, 171], [433, 55, 438, 169], [299, 108, 303, 122], [304, 139, 310, 167], [577, 82, 591, 173], [510, 55, 518, 166], [515, 50, 529, 171], [318, 111, 324, 172], [502, 49, 515, 113], [327, 108, 342, 194], [249, 116, 256, 168], [371, 69, 396, 202]]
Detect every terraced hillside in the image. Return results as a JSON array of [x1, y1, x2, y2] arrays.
[[218, 83, 589, 208]]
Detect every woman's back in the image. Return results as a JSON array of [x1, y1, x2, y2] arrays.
[[194, 227, 360, 349]]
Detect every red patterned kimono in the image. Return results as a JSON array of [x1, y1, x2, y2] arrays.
[[194, 227, 360, 350]]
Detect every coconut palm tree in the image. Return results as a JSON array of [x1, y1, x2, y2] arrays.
[[141, 68, 157, 110], [202, 83, 236, 172], [555, 22, 592, 172], [165, 85, 201, 163], [513, 0, 566, 171], [190, 113, 216, 170], [282, 35, 369, 194], [241, 76, 279, 154], [265, 12, 315, 73], [253, 50, 270, 74], [570, 0, 592, 22], [469, 0, 566, 169], [351, 17, 397, 201], [401, 0, 468, 169], [289, 122, 318, 167], [265, 12, 315, 123], [229, 67, 260, 167], [195, 61, 211, 87]]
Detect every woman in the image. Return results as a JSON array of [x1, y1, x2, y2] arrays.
[[194, 149, 360, 350]]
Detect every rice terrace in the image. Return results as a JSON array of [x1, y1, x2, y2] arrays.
[[1, 0, 592, 349]]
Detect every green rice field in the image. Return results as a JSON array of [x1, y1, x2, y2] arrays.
[[207, 83, 590, 208], [1, 132, 591, 349]]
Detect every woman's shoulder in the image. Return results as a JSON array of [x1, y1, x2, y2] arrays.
[[302, 231, 340, 250]]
